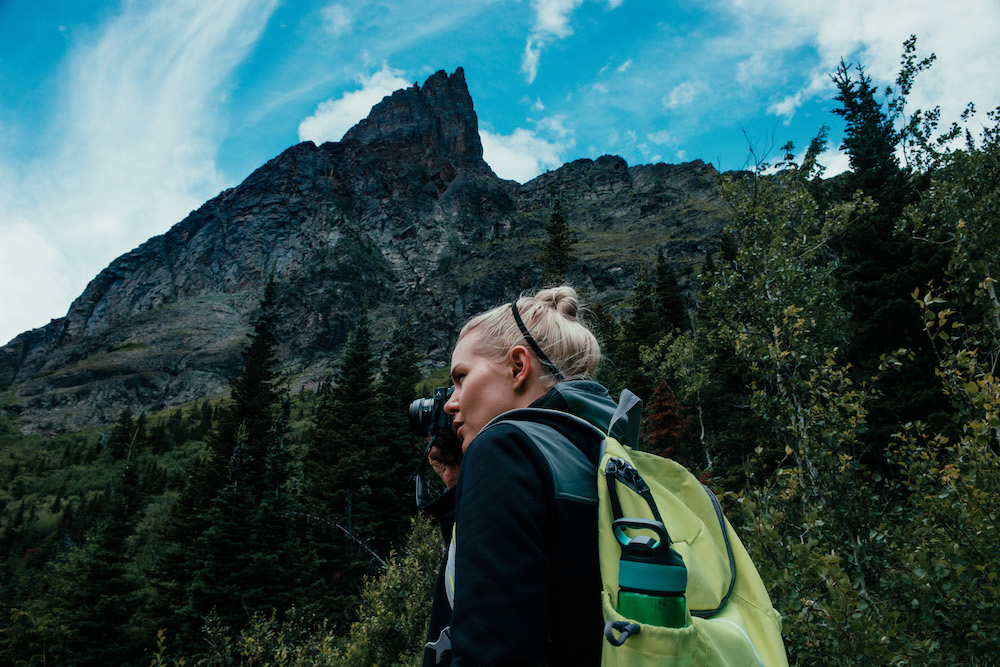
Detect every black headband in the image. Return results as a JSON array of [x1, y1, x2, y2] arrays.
[[510, 301, 565, 381]]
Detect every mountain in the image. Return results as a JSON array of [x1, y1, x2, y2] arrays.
[[0, 68, 729, 434]]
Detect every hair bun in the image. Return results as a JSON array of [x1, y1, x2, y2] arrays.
[[537, 286, 579, 320]]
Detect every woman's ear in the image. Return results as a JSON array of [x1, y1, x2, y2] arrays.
[[509, 345, 532, 389]]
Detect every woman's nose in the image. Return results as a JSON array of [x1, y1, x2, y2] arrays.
[[444, 389, 459, 415]]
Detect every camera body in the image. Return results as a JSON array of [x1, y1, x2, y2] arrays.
[[408, 386, 455, 438], [409, 386, 461, 509]]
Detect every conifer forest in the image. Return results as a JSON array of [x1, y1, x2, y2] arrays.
[[2, 40, 998, 665]]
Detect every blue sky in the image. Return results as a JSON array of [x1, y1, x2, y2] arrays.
[[1, 0, 998, 345]]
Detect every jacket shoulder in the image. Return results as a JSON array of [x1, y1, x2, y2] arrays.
[[487, 409, 602, 506]]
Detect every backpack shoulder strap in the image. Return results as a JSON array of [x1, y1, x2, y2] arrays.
[[607, 389, 643, 453], [482, 407, 602, 505]]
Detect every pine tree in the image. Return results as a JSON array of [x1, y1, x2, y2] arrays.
[[832, 60, 905, 206], [377, 313, 425, 543], [302, 301, 386, 628], [540, 200, 577, 283], [151, 276, 302, 653], [654, 247, 689, 333], [617, 267, 661, 402], [107, 407, 137, 459], [830, 45, 953, 445], [590, 302, 624, 394], [212, 275, 283, 498]]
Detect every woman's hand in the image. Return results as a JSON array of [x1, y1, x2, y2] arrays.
[[428, 442, 461, 489]]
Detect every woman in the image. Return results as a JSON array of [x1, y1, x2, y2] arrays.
[[423, 285, 627, 666]]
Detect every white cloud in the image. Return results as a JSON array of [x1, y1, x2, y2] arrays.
[[537, 114, 574, 138], [0, 221, 69, 345], [0, 0, 278, 346], [768, 70, 830, 120], [617, 58, 632, 73], [662, 80, 705, 109], [647, 130, 675, 145], [533, 0, 584, 38], [481, 127, 570, 183], [297, 65, 411, 144], [718, 0, 1000, 126], [735, 51, 769, 86], [768, 91, 804, 120], [522, 36, 544, 83], [819, 149, 851, 177], [321, 4, 352, 37], [522, 0, 626, 83]]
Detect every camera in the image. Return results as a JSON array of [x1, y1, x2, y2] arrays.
[[408, 386, 455, 438], [409, 386, 461, 510]]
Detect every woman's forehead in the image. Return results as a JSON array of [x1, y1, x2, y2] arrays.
[[451, 330, 483, 365]]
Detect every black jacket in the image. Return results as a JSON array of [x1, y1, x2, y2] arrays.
[[424, 381, 626, 666]]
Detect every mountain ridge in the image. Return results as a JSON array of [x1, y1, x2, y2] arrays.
[[1, 68, 729, 434]]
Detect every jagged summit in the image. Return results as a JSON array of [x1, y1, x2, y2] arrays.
[[0, 67, 726, 434], [340, 68, 489, 175]]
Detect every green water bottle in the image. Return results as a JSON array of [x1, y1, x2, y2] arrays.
[[614, 517, 688, 628]]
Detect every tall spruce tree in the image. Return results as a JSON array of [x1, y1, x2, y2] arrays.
[[654, 247, 689, 333], [616, 267, 660, 402], [540, 200, 577, 283], [302, 301, 385, 628], [831, 44, 952, 444], [376, 313, 425, 542], [154, 276, 303, 654]]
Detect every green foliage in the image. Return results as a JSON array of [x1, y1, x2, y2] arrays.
[[319, 513, 441, 666], [708, 60, 1000, 663], [157, 515, 442, 666], [647, 161, 864, 486], [739, 289, 999, 665], [736, 353, 905, 663], [831, 36, 953, 448]]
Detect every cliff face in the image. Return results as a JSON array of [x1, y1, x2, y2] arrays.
[[0, 68, 727, 434]]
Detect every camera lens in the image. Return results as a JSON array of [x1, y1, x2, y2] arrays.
[[408, 397, 436, 432]]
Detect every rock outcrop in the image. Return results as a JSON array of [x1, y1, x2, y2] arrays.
[[0, 68, 726, 434]]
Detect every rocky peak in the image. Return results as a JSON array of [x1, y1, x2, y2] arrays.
[[339, 67, 492, 178]]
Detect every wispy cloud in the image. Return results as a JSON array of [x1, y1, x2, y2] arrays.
[[647, 129, 675, 145], [297, 65, 411, 144], [0, 0, 277, 345], [768, 71, 830, 120], [522, 0, 625, 83], [321, 3, 353, 37], [533, 0, 584, 39], [662, 80, 706, 110]]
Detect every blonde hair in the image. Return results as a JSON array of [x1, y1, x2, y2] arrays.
[[459, 286, 601, 387]]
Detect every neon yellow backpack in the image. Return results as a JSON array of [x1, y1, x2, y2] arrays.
[[598, 390, 787, 666]]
